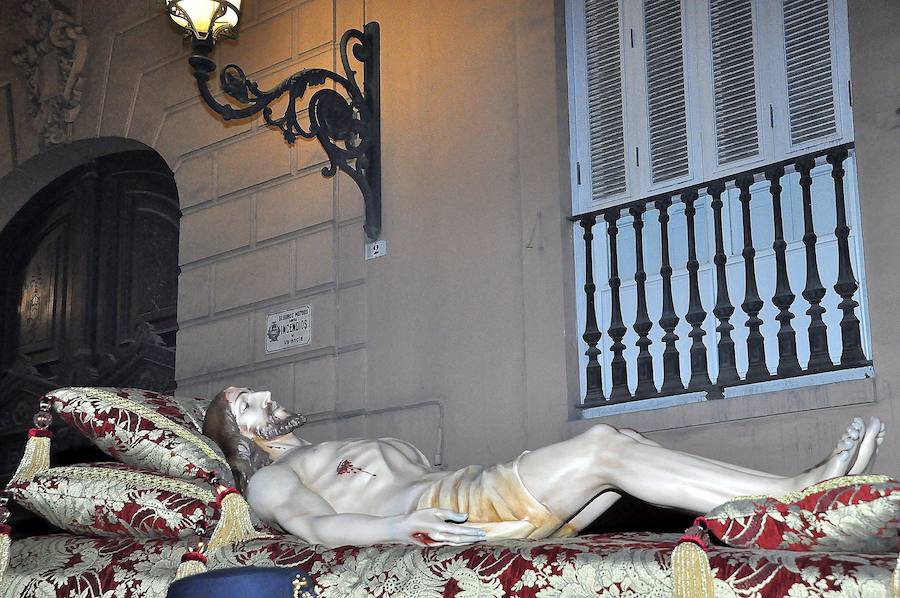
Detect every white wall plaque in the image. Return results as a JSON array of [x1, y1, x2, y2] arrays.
[[265, 305, 312, 354]]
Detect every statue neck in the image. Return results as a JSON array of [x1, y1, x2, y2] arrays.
[[254, 431, 310, 461]]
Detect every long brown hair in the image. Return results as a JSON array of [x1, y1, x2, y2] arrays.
[[202, 388, 272, 494]]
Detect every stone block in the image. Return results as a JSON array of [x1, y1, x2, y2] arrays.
[[175, 153, 215, 208], [179, 197, 252, 264], [214, 242, 293, 312], [176, 314, 251, 378], [178, 266, 211, 321], [336, 0, 364, 40], [256, 174, 334, 241], [293, 355, 337, 414], [100, 13, 184, 137], [298, 0, 335, 54], [296, 228, 335, 291], [211, 363, 295, 404], [337, 171, 364, 222], [338, 222, 365, 283], [130, 56, 201, 141], [257, 0, 292, 17], [338, 284, 366, 348], [174, 381, 211, 401], [337, 348, 366, 411], [219, 13, 293, 76], [156, 102, 251, 163], [252, 292, 336, 363], [218, 133, 292, 197]]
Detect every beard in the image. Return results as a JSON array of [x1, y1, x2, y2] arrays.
[[256, 406, 307, 441]]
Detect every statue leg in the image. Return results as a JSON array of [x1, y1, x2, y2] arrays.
[[518, 417, 876, 523]]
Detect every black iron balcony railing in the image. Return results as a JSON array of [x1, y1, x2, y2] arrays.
[[573, 142, 870, 407]]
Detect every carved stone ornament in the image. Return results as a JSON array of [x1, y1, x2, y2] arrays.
[[12, 0, 88, 149]]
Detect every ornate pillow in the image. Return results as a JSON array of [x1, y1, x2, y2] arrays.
[[705, 475, 900, 553], [6, 462, 216, 539], [49, 387, 233, 486]]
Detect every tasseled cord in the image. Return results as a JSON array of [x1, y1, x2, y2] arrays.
[[2, 397, 55, 584], [10, 428, 52, 484], [174, 539, 208, 580], [671, 517, 716, 598], [207, 485, 262, 553]]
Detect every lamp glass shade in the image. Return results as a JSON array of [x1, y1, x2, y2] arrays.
[[167, 0, 241, 41]]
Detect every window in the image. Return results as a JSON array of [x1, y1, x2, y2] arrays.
[[566, 0, 871, 407]]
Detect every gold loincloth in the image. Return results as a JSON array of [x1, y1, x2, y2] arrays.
[[415, 453, 577, 540]]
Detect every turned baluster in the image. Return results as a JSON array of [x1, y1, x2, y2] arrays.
[[736, 173, 769, 381], [655, 196, 685, 394], [630, 203, 657, 398], [709, 181, 739, 386], [766, 165, 802, 376], [682, 190, 713, 390], [579, 215, 605, 404], [827, 147, 867, 366], [605, 209, 632, 402], [796, 156, 832, 371]]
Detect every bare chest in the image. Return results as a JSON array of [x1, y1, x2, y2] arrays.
[[285, 439, 432, 515]]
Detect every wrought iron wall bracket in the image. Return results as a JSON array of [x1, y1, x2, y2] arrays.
[[188, 23, 382, 240]]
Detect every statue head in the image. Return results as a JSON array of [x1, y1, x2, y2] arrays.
[[202, 386, 307, 493]]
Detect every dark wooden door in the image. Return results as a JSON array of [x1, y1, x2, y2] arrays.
[[0, 150, 180, 534]]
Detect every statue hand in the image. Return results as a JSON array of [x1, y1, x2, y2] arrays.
[[398, 508, 487, 546]]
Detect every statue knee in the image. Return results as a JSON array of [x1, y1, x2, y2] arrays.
[[582, 424, 636, 461]]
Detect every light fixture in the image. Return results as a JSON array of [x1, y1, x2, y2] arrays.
[[166, 0, 382, 240]]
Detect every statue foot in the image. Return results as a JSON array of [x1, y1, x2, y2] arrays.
[[795, 418, 865, 489], [849, 417, 885, 475]]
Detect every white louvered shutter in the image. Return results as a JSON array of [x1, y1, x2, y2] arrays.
[[783, 0, 837, 146], [768, 0, 851, 156], [708, 0, 763, 167], [642, 0, 691, 186], [583, 0, 629, 203]]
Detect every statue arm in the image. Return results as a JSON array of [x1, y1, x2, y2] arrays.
[[246, 464, 486, 548]]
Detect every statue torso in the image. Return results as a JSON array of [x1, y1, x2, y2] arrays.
[[275, 438, 439, 516]]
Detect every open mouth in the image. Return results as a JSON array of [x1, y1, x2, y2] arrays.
[[257, 412, 307, 440]]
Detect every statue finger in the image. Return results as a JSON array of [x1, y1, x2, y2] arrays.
[[435, 523, 487, 538], [429, 532, 481, 545], [433, 509, 468, 523]]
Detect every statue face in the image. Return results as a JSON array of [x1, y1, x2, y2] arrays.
[[221, 386, 306, 442]]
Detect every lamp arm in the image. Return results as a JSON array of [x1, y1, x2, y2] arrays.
[[186, 23, 381, 240]]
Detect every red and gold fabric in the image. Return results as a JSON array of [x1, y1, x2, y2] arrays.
[[705, 475, 900, 553], [6, 463, 215, 540], [1, 532, 896, 598], [49, 387, 232, 486]]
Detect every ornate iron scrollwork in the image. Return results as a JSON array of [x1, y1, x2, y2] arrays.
[[188, 24, 381, 240]]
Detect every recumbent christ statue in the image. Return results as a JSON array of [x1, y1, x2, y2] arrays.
[[202, 386, 886, 548]]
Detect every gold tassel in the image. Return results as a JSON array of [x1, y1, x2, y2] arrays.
[[672, 519, 716, 598], [0, 523, 11, 586], [891, 552, 899, 598], [10, 431, 51, 484], [174, 546, 208, 580], [207, 486, 261, 553]]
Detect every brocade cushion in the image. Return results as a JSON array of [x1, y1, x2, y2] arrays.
[[6, 462, 215, 540], [704, 474, 900, 553], [49, 387, 233, 485]]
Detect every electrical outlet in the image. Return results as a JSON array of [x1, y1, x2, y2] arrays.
[[366, 238, 388, 260]]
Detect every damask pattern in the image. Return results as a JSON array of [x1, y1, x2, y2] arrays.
[[7, 463, 215, 540], [49, 387, 232, 486], [705, 475, 900, 553], [2, 532, 895, 598]]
